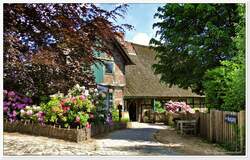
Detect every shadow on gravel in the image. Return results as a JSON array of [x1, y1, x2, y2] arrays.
[[103, 145, 182, 156], [93, 128, 159, 142]]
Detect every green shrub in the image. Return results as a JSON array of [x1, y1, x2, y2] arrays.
[[154, 101, 166, 113], [121, 117, 130, 123], [111, 107, 119, 122], [166, 112, 174, 126], [40, 84, 104, 128]]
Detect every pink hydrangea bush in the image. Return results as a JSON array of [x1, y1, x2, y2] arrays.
[[165, 101, 194, 113]]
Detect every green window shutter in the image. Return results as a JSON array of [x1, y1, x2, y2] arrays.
[[91, 62, 104, 84]]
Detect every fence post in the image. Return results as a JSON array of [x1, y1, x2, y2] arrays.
[[238, 110, 245, 153], [209, 110, 214, 141]]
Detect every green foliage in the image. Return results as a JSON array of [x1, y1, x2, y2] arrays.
[[203, 59, 245, 111], [166, 113, 174, 126], [221, 60, 245, 111], [222, 4, 245, 111], [203, 65, 228, 110], [78, 112, 89, 126], [154, 101, 166, 113], [150, 4, 241, 94], [121, 117, 130, 123], [39, 84, 107, 128], [41, 95, 92, 127], [111, 107, 119, 122], [41, 98, 63, 123], [39, 95, 50, 104], [82, 99, 94, 112], [203, 4, 245, 112]]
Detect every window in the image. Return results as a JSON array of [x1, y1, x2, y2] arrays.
[[104, 92, 113, 109], [108, 93, 113, 108], [104, 62, 113, 74]]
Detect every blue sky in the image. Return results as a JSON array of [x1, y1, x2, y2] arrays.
[[98, 3, 164, 45]]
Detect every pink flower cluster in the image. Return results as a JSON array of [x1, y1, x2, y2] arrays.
[[165, 101, 194, 113], [60, 95, 86, 113]]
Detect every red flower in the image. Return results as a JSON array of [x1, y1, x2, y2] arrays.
[[62, 106, 70, 112], [60, 98, 70, 106], [86, 122, 91, 128]]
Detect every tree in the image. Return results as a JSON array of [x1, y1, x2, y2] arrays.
[[203, 4, 245, 111], [150, 4, 241, 94], [4, 3, 132, 99]]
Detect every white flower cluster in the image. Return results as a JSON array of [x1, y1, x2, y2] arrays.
[[20, 105, 41, 116], [67, 84, 86, 97], [50, 92, 64, 99]]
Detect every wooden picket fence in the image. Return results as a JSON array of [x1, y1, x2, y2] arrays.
[[199, 109, 245, 153]]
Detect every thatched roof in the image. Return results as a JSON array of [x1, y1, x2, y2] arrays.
[[124, 42, 205, 99]]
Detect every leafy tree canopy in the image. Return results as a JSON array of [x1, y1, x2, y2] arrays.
[[150, 4, 241, 94], [203, 4, 245, 111], [4, 3, 132, 98]]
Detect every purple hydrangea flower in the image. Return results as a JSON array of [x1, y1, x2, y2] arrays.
[[7, 111, 12, 117], [8, 91, 15, 97], [37, 111, 45, 118], [12, 110, 17, 117], [3, 106, 8, 113], [3, 101, 10, 107], [15, 103, 26, 109], [38, 117, 44, 123], [15, 96, 22, 101], [22, 97, 32, 104]]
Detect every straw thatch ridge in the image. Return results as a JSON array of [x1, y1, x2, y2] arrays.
[[124, 42, 204, 98]]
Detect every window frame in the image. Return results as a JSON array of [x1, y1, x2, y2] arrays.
[[104, 61, 114, 74]]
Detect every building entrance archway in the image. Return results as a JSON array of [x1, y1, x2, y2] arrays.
[[128, 102, 136, 121]]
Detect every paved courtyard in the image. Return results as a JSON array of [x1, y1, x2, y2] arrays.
[[4, 122, 178, 156]]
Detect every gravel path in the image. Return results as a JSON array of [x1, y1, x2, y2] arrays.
[[3, 132, 97, 156], [4, 122, 179, 156], [94, 122, 179, 156]]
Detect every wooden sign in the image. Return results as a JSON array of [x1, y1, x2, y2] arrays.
[[225, 114, 237, 124]]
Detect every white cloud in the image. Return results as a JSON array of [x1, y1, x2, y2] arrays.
[[94, 3, 101, 7], [131, 32, 151, 46]]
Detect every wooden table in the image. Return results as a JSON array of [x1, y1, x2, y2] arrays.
[[177, 120, 197, 135]]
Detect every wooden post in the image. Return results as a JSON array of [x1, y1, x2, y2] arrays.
[[238, 111, 245, 153], [209, 110, 213, 141], [192, 97, 195, 108]]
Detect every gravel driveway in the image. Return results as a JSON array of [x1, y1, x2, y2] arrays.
[[4, 122, 179, 156], [94, 122, 179, 156]]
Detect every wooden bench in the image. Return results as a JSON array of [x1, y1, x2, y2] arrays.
[[176, 120, 197, 135]]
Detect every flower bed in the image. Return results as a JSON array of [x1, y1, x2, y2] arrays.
[[4, 120, 127, 142], [4, 84, 128, 142]]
